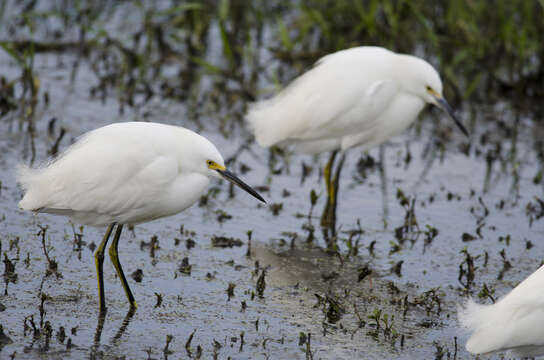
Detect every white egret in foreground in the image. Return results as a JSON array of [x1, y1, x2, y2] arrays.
[[17, 122, 265, 312], [246, 46, 468, 238], [459, 264, 544, 357]]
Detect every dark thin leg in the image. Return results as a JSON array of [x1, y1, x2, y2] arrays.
[[321, 150, 339, 228], [94, 224, 115, 312], [379, 145, 389, 230], [328, 153, 346, 237], [108, 224, 137, 309]]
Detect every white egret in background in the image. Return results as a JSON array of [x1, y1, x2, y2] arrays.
[[246, 46, 468, 239], [17, 122, 265, 312], [459, 264, 544, 357]]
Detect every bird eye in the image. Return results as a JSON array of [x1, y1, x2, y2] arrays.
[[426, 85, 432, 91], [206, 160, 214, 167]]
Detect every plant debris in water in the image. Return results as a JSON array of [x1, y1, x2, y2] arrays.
[[1, 1, 543, 359], [211, 235, 243, 248]]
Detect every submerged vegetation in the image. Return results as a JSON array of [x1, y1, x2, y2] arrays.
[[1, 1, 542, 129], [1, 1, 543, 359]]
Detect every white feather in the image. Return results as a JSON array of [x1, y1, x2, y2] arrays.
[[246, 46, 436, 152], [459, 265, 544, 357], [16, 122, 230, 226]]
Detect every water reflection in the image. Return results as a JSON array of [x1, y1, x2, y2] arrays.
[[92, 307, 136, 356]]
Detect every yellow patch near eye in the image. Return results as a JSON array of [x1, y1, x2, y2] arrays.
[[426, 87, 440, 98], [207, 160, 226, 171]]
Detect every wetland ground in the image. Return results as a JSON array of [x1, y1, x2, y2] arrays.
[[1, 1, 543, 359]]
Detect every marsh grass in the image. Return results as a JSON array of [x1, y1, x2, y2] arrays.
[[0, 2, 542, 358], [0, 1, 540, 127]]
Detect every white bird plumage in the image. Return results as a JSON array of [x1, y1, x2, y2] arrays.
[[17, 122, 264, 311], [246, 46, 467, 235], [459, 264, 544, 357], [247, 46, 466, 154], [18, 122, 219, 226]]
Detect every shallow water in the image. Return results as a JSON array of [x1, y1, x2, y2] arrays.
[[1, 2, 544, 359]]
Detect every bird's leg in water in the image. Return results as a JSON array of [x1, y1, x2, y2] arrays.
[[94, 224, 115, 312], [328, 153, 346, 237], [108, 224, 137, 309], [321, 150, 338, 229], [379, 145, 389, 230]]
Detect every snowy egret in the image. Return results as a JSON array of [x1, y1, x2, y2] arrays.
[[246, 46, 468, 236], [459, 264, 544, 357], [16, 122, 265, 311]]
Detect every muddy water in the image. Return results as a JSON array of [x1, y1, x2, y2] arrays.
[[1, 8, 544, 360]]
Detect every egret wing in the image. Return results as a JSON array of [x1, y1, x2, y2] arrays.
[[19, 125, 181, 225], [246, 47, 399, 148], [303, 79, 399, 140]]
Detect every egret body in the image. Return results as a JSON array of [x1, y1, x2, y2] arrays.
[[246, 46, 468, 237], [459, 264, 544, 357], [17, 122, 265, 311]]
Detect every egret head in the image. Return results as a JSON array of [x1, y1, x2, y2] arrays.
[[201, 149, 265, 203], [178, 130, 265, 203], [400, 55, 469, 137]]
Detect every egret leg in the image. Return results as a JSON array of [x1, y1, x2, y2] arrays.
[[94, 224, 115, 312], [379, 145, 388, 230], [108, 224, 137, 309], [321, 150, 338, 228], [328, 153, 346, 236]]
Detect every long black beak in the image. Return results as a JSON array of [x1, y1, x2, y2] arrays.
[[435, 97, 469, 137], [217, 169, 266, 203]]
